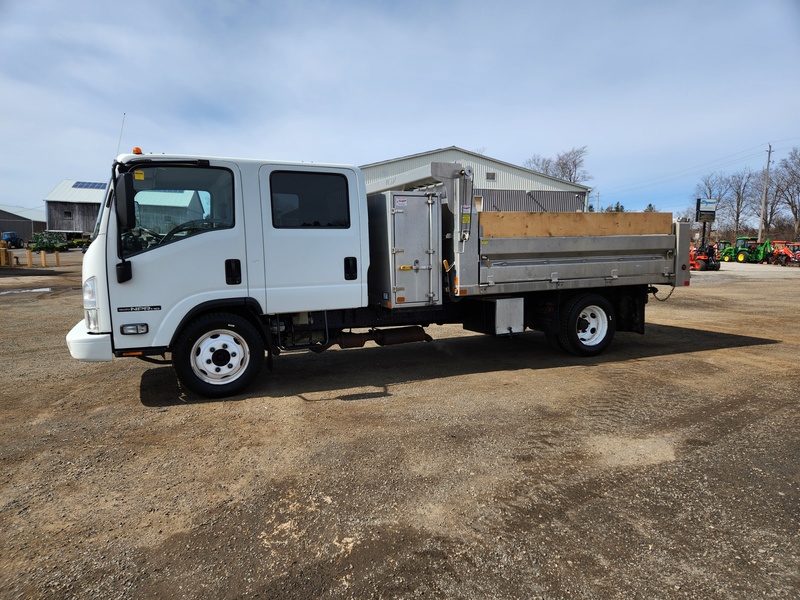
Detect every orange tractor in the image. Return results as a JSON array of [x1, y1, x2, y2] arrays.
[[690, 243, 720, 271], [788, 242, 800, 263], [771, 241, 791, 266]]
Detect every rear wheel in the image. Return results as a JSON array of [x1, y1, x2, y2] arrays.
[[173, 313, 265, 398], [697, 259, 707, 271], [545, 330, 566, 351], [558, 294, 616, 357]]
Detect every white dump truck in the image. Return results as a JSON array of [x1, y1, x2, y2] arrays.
[[67, 150, 691, 397]]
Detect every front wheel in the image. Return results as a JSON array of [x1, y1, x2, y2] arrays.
[[558, 294, 616, 357], [736, 252, 748, 263], [173, 313, 265, 398]]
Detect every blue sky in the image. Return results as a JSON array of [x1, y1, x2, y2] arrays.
[[1, 0, 799, 213]]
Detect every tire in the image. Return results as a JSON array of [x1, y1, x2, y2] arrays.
[[558, 294, 616, 357], [722, 255, 732, 262], [697, 259, 707, 271], [736, 252, 748, 263], [173, 313, 265, 398], [545, 330, 566, 351]]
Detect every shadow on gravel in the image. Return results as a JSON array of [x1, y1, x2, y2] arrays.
[[139, 324, 778, 406], [0, 268, 65, 278]]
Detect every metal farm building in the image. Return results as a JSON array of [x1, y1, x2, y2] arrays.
[[360, 147, 591, 212], [0, 205, 46, 243]]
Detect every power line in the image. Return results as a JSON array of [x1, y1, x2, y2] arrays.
[[600, 141, 798, 198]]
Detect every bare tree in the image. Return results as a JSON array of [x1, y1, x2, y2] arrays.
[[760, 167, 790, 238], [694, 172, 731, 235], [776, 147, 800, 239], [524, 154, 555, 177], [524, 146, 592, 184], [725, 167, 758, 238]]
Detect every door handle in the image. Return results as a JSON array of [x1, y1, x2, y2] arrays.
[[344, 256, 357, 281], [225, 259, 242, 285]]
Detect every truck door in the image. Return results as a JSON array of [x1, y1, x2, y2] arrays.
[[107, 161, 247, 351], [260, 166, 368, 313]]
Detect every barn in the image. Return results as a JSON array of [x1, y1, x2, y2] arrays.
[[45, 180, 107, 238], [360, 146, 591, 212]]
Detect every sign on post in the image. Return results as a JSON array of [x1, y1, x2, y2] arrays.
[[696, 198, 716, 223]]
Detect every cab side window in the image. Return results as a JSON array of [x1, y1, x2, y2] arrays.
[[270, 171, 350, 229]]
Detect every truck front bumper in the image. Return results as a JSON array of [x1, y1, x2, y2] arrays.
[[67, 321, 113, 361]]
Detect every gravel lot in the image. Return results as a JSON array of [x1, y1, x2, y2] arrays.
[[1, 254, 798, 598]]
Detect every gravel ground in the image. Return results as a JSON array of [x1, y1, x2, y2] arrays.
[[1, 254, 798, 599]]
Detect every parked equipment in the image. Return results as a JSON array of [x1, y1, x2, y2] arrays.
[[690, 244, 720, 271], [715, 240, 731, 260], [788, 242, 800, 262], [770, 241, 796, 266], [1, 231, 24, 249], [720, 236, 773, 263], [67, 151, 691, 398]]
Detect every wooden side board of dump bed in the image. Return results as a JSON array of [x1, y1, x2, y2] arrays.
[[479, 212, 674, 238]]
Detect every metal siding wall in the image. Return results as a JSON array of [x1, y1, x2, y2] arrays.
[[361, 150, 590, 206], [0, 211, 36, 241], [475, 189, 586, 212]]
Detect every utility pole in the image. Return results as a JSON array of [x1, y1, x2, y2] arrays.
[[758, 143, 772, 242]]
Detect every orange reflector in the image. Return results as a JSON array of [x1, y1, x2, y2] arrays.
[[122, 351, 143, 356], [132, 147, 143, 155], [459, 289, 468, 296], [397, 297, 405, 303]]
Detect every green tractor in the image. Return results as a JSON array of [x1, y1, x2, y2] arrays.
[[720, 236, 772, 263]]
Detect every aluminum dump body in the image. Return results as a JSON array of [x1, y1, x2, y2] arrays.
[[466, 212, 690, 294]]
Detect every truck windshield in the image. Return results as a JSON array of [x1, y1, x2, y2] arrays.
[[119, 165, 234, 257]]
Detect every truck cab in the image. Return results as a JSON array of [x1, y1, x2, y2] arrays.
[[68, 153, 369, 394]]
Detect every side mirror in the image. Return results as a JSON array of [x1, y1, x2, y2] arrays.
[[115, 172, 136, 229]]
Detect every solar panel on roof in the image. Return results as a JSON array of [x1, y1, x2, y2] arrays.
[[72, 181, 106, 189]]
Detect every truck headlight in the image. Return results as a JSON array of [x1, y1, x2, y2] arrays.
[[83, 276, 99, 332]]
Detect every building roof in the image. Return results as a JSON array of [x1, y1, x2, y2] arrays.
[[360, 146, 591, 193], [44, 180, 107, 204], [0, 204, 46, 223]]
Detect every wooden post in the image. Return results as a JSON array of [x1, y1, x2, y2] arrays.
[[26, 249, 33, 268], [40, 251, 47, 268], [0, 249, 6, 267], [54, 251, 60, 267]]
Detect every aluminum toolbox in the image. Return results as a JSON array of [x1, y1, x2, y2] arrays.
[[367, 191, 442, 308]]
